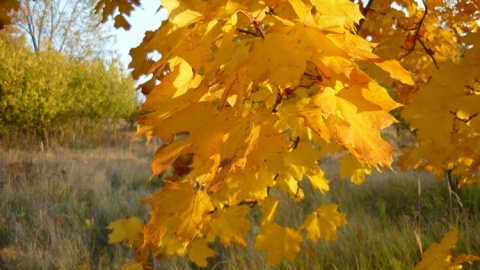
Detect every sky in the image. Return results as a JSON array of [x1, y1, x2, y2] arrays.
[[111, 1, 168, 71]]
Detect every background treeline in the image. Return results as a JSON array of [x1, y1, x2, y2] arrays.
[[0, 32, 139, 149]]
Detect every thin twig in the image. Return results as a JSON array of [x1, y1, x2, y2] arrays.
[[290, 136, 300, 150], [357, 0, 375, 32], [237, 28, 261, 37], [236, 9, 265, 39], [398, 0, 438, 69], [450, 111, 479, 123]]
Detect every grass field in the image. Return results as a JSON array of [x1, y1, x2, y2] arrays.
[[1, 133, 480, 269]]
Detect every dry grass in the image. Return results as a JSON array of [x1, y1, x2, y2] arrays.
[[1, 130, 480, 269], [0, 134, 160, 269]]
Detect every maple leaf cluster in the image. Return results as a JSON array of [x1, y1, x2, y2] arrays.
[[101, 0, 415, 267], [3, 0, 479, 267], [357, 0, 480, 187]]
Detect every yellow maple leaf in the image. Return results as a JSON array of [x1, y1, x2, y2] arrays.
[[141, 179, 213, 244], [106, 216, 143, 247], [453, 254, 480, 266], [307, 172, 330, 193], [266, 143, 322, 180], [259, 197, 279, 226], [414, 227, 480, 269], [246, 31, 307, 89], [188, 237, 215, 267], [264, 142, 326, 199], [211, 170, 274, 207], [275, 177, 305, 201], [339, 154, 372, 185], [255, 223, 303, 264], [158, 233, 186, 257], [289, 0, 311, 22], [206, 205, 251, 246], [326, 33, 413, 85], [161, 0, 203, 28], [300, 204, 347, 242], [415, 228, 458, 270], [374, 59, 414, 85], [304, 0, 363, 32], [295, 82, 399, 169]]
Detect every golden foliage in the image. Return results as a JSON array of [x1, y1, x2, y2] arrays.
[[86, 0, 480, 268], [106, 217, 143, 247], [301, 204, 347, 242], [415, 228, 480, 270], [115, 0, 413, 265], [254, 223, 303, 264]]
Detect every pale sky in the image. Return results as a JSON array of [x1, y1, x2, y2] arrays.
[[112, 1, 168, 71]]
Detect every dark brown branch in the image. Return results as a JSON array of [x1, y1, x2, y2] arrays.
[[398, 0, 438, 69], [416, 38, 438, 69], [265, 6, 276, 16], [290, 136, 300, 150], [236, 28, 261, 37], [236, 10, 265, 39], [303, 71, 322, 82], [464, 83, 480, 95], [450, 111, 479, 123], [252, 18, 265, 39], [272, 89, 283, 113], [237, 201, 259, 208], [301, 81, 316, 89], [394, 17, 419, 31], [357, 0, 375, 32]]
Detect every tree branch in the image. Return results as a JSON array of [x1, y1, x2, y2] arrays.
[[236, 28, 261, 37], [357, 0, 374, 32], [398, 0, 438, 69]]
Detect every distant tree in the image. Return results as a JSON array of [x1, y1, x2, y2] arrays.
[[0, 38, 137, 147], [15, 0, 115, 60], [0, 0, 138, 147]]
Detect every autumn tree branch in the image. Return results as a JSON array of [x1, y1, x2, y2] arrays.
[[357, 0, 374, 32], [397, 0, 438, 69], [236, 28, 261, 37], [464, 80, 480, 95], [236, 9, 265, 39], [290, 136, 300, 150], [450, 111, 479, 123], [237, 201, 259, 208]]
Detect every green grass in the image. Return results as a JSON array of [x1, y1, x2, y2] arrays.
[[1, 135, 480, 269]]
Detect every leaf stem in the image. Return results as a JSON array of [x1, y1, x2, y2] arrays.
[[220, 75, 239, 111], [398, 0, 438, 69]]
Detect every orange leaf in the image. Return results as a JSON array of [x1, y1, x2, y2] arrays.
[[295, 82, 399, 169], [141, 180, 213, 244], [300, 204, 347, 242], [254, 223, 303, 264]]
